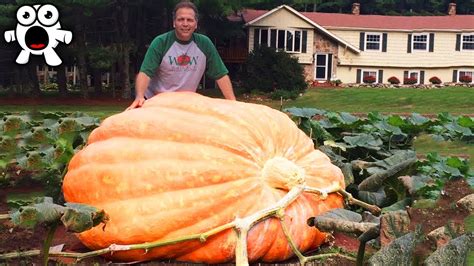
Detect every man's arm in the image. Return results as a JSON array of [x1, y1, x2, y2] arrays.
[[126, 72, 151, 110], [215, 75, 236, 100]]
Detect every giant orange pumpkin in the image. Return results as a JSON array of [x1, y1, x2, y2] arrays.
[[62, 92, 345, 263]]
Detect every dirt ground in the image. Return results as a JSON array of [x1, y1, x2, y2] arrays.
[[407, 178, 473, 262], [1, 178, 472, 265]]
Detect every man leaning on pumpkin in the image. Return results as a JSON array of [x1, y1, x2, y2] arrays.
[[127, 0, 236, 110]]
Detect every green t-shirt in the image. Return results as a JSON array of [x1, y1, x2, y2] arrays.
[[140, 30, 228, 98]]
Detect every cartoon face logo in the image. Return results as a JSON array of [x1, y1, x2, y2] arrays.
[[3, 4, 72, 66]]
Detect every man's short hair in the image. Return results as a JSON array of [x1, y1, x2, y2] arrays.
[[173, 1, 199, 21]]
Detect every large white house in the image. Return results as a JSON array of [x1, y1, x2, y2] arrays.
[[239, 3, 474, 85]]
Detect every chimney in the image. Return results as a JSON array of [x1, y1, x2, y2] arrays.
[[352, 3, 360, 15], [448, 3, 456, 16]]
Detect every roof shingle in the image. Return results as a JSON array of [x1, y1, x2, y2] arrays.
[[241, 8, 474, 31]]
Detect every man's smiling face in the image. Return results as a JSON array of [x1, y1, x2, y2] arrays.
[[173, 7, 197, 42]]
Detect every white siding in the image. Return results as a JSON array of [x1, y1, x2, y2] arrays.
[[333, 30, 474, 68]]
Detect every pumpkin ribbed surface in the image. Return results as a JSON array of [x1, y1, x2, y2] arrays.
[[62, 92, 345, 263]]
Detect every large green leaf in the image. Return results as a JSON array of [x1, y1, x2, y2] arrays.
[[284, 107, 325, 118], [10, 197, 108, 233], [343, 134, 383, 150]]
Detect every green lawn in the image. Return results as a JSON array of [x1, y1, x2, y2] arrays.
[[282, 87, 474, 114]]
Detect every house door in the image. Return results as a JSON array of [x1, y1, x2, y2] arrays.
[[314, 53, 332, 81]]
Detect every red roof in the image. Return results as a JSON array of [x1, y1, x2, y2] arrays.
[[241, 8, 474, 30]]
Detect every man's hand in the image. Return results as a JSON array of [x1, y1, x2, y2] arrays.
[[126, 97, 146, 110]]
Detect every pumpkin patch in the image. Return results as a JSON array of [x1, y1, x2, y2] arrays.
[[62, 92, 345, 263]]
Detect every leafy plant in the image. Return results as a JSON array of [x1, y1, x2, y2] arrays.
[[404, 77, 418, 85], [459, 75, 472, 83], [286, 107, 474, 208], [388, 76, 400, 84], [0, 111, 100, 201], [363, 75, 377, 84], [429, 76, 442, 84]]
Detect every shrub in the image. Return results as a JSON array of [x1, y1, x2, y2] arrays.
[[387, 76, 400, 84], [40, 82, 59, 91], [363, 75, 377, 84], [429, 76, 442, 84], [331, 79, 342, 86], [459, 75, 472, 83], [241, 46, 306, 93], [404, 77, 418, 85]]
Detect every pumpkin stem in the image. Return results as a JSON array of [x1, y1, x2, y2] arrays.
[[234, 217, 251, 266], [261, 157, 306, 190], [337, 189, 381, 215]]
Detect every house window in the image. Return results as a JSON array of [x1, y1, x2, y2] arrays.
[[413, 33, 428, 51], [260, 29, 268, 45], [362, 70, 378, 84], [257, 28, 304, 53], [408, 70, 420, 84], [458, 70, 473, 83], [365, 33, 382, 51], [462, 34, 474, 50], [314, 54, 328, 80]]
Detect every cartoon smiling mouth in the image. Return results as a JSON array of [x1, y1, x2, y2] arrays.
[[25, 26, 49, 50], [30, 44, 46, 49]]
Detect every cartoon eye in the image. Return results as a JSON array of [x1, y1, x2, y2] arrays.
[[16, 5, 36, 26], [38, 4, 59, 26]]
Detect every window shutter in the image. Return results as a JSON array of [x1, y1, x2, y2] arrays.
[[404, 71, 409, 79], [382, 33, 388, 52], [407, 34, 412, 53], [456, 34, 461, 51], [429, 33, 434, 52], [327, 54, 333, 81], [453, 70, 458, 82], [302, 31, 307, 53], [254, 29, 260, 50], [356, 69, 362, 83], [420, 70, 425, 84], [359, 32, 365, 51], [378, 70, 383, 83]]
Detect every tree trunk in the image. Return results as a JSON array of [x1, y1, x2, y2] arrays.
[[110, 62, 116, 98], [13, 66, 21, 95], [120, 44, 131, 100], [93, 68, 103, 96], [57, 64, 68, 97], [117, 0, 131, 100], [75, 15, 89, 99], [27, 64, 40, 98]]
